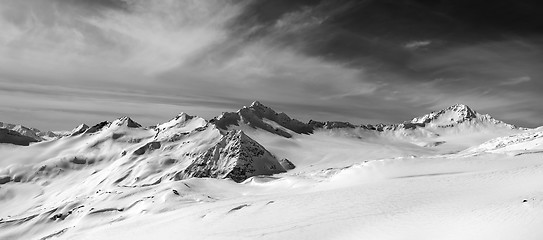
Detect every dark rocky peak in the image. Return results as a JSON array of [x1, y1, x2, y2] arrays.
[[85, 121, 111, 134], [179, 130, 286, 182], [0, 121, 44, 141], [172, 112, 193, 122], [70, 124, 90, 136], [113, 116, 142, 128], [0, 128, 40, 146], [211, 101, 314, 138], [83, 117, 142, 135]]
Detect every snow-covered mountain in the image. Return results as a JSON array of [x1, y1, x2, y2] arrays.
[[1, 102, 542, 240], [465, 129, 543, 154], [0, 121, 64, 141], [0, 128, 39, 146], [0, 114, 286, 187], [410, 104, 517, 129]]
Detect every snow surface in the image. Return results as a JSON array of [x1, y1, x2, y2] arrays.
[[1, 104, 543, 240]]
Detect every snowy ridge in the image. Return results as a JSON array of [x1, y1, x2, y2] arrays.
[[0, 121, 62, 141], [410, 104, 516, 129], [69, 124, 89, 136], [466, 130, 543, 153]]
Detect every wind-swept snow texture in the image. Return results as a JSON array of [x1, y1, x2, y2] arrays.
[[1, 103, 542, 240]]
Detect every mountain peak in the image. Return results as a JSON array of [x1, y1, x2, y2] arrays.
[[411, 105, 470, 126], [212, 101, 314, 138], [173, 112, 193, 122], [250, 101, 264, 107], [446, 104, 476, 117], [113, 116, 142, 128], [245, 100, 273, 114], [70, 124, 90, 136], [410, 104, 513, 128], [180, 129, 286, 182], [155, 113, 207, 136]]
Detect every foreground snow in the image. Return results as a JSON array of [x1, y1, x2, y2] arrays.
[[3, 149, 543, 240]]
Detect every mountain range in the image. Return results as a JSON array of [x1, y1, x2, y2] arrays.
[[1, 102, 543, 239], [0, 102, 533, 183]]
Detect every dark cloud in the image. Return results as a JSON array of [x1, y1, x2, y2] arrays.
[[231, 0, 543, 75], [56, 0, 131, 11]]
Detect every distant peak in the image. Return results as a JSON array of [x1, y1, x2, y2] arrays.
[[73, 123, 89, 131], [70, 123, 90, 136], [85, 121, 111, 134], [174, 112, 193, 121], [114, 116, 142, 128], [212, 102, 314, 138], [447, 104, 476, 114], [411, 104, 479, 126], [250, 101, 264, 107]]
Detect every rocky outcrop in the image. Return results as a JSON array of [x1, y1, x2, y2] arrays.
[[0, 128, 40, 146], [85, 121, 111, 134], [133, 141, 161, 155], [279, 158, 296, 170], [70, 124, 90, 136], [309, 120, 356, 129], [126, 118, 142, 128], [180, 130, 286, 182]]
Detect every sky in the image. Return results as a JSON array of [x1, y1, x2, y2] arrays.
[[0, 0, 542, 130]]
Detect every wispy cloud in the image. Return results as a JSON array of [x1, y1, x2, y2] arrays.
[[0, 0, 542, 129], [0, 0, 374, 129], [500, 76, 532, 86], [404, 40, 432, 50]]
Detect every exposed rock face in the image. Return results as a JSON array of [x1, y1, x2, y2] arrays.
[[70, 124, 90, 136], [0, 128, 40, 146], [133, 142, 161, 155], [211, 101, 314, 138], [0, 122, 63, 141], [279, 158, 296, 170], [181, 130, 286, 182], [210, 112, 240, 129], [85, 121, 111, 134], [111, 117, 142, 129], [309, 120, 356, 129], [126, 118, 142, 128]]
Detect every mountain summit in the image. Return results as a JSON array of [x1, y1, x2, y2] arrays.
[[411, 104, 477, 126], [211, 101, 313, 138], [410, 104, 514, 128]]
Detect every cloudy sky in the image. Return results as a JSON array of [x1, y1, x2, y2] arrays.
[[0, 0, 542, 130]]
